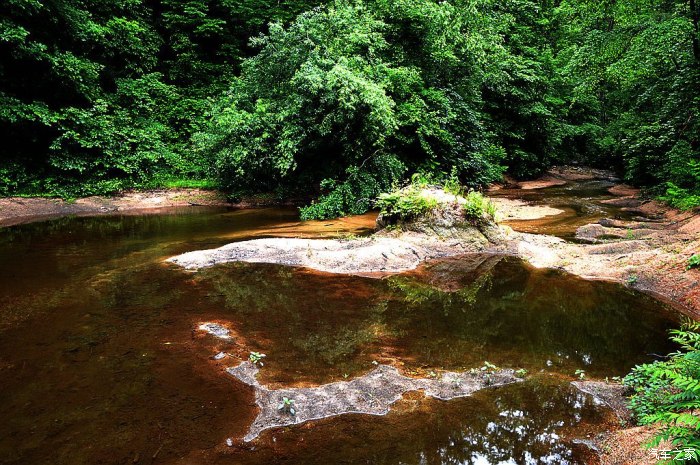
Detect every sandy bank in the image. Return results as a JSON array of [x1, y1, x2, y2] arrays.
[[0, 189, 233, 227]]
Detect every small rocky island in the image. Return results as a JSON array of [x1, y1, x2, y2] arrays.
[[168, 187, 504, 274], [167, 176, 700, 318]]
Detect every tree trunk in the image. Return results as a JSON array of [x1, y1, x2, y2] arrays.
[[691, 0, 700, 65]]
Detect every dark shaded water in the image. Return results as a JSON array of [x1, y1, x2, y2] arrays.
[[0, 208, 679, 464]]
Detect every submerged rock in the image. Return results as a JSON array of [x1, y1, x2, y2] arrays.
[[198, 322, 232, 339], [571, 380, 631, 422], [228, 361, 521, 442]]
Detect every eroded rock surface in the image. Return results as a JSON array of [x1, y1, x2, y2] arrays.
[[228, 362, 521, 441], [571, 380, 631, 422], [198, 322, 232, 339]]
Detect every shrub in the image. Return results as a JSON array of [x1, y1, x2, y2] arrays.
[[661, 183, 700, 211], [463, 191, 495, 220], [376, 186, 438, 222], [624, 321, 700, 459], [201, 0, 506, 219], [687, 255, 700, 271]]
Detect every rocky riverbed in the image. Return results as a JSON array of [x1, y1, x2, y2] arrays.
[[166, 172, 700, 317]]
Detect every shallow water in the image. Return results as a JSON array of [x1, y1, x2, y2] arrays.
[[489, 179, 639, 238], [0, 207, 679, 464]]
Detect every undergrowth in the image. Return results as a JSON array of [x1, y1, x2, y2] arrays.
[[624, 320, 700, 462], [375, 172, 495, 223], [376, 185, 438, 222]]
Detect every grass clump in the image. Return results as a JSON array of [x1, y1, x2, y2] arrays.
[[623, 320, 700, 459], [687, 254, 700, 271], [463, 191, 496, 220]]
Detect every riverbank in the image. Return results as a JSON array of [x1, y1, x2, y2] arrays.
[[4, 171, 697, 317], [1, 172, 696, 464], [493, 185, 700, 318], [0, 189, 232, 227]]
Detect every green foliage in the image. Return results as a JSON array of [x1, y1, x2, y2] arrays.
[[376, 184, 438, 223], [481, 361, 498, 373], [557, 0, 700, 207], [0, 0, 319, 197], [1, 0, 697, 210], [688, 255, 700, 271], [200, 0, 508, 217], [463, 191, 495, 221], [479, 361, 499, 385], [277, 396, 296, 416], [661, 183, 700, 211], [249, 351, 266, 366], [624, 321, 700, 459], [298, 155, 406, 220]]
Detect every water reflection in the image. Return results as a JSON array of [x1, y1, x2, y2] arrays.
[[196, 255, 677, 384], [0, 210, 677, 465], [203, 377, 608, 465]]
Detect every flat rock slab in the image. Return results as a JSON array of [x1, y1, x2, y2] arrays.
[[489, 198, 565, 221], [572, 380, 631, 422], [228, 362, 521, 442], [168, 237, 429, 273], [198, 322, 232, 339], [575, 224, 658, 242]]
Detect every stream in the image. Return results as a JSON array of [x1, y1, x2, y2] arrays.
[[0, 187, 681, 465], [489, 179, 639, 239]]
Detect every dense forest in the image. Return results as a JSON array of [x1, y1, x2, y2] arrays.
[[2, 0, 699, 218]]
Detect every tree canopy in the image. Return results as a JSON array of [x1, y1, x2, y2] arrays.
[[1, 0, 698, 215]]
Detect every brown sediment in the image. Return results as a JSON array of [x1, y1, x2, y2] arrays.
[[518, 175, 569, 190], [597, 425, 661, 465], [569, 380, 666, 465], [0, 189, 320, 228], [494, 165, 620, 191], [608, 184, 640, 197]]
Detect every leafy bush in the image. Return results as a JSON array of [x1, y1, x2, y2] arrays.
[[376, 185, 438, 223], [661, 183, 700, 211], [200, 0, 507, 219], [624, 321, 700, 458], [463, 191, 495, 220], [688, 255, 700, 271], [299, 155, 406, 220], [376, 175, 495, 225]]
